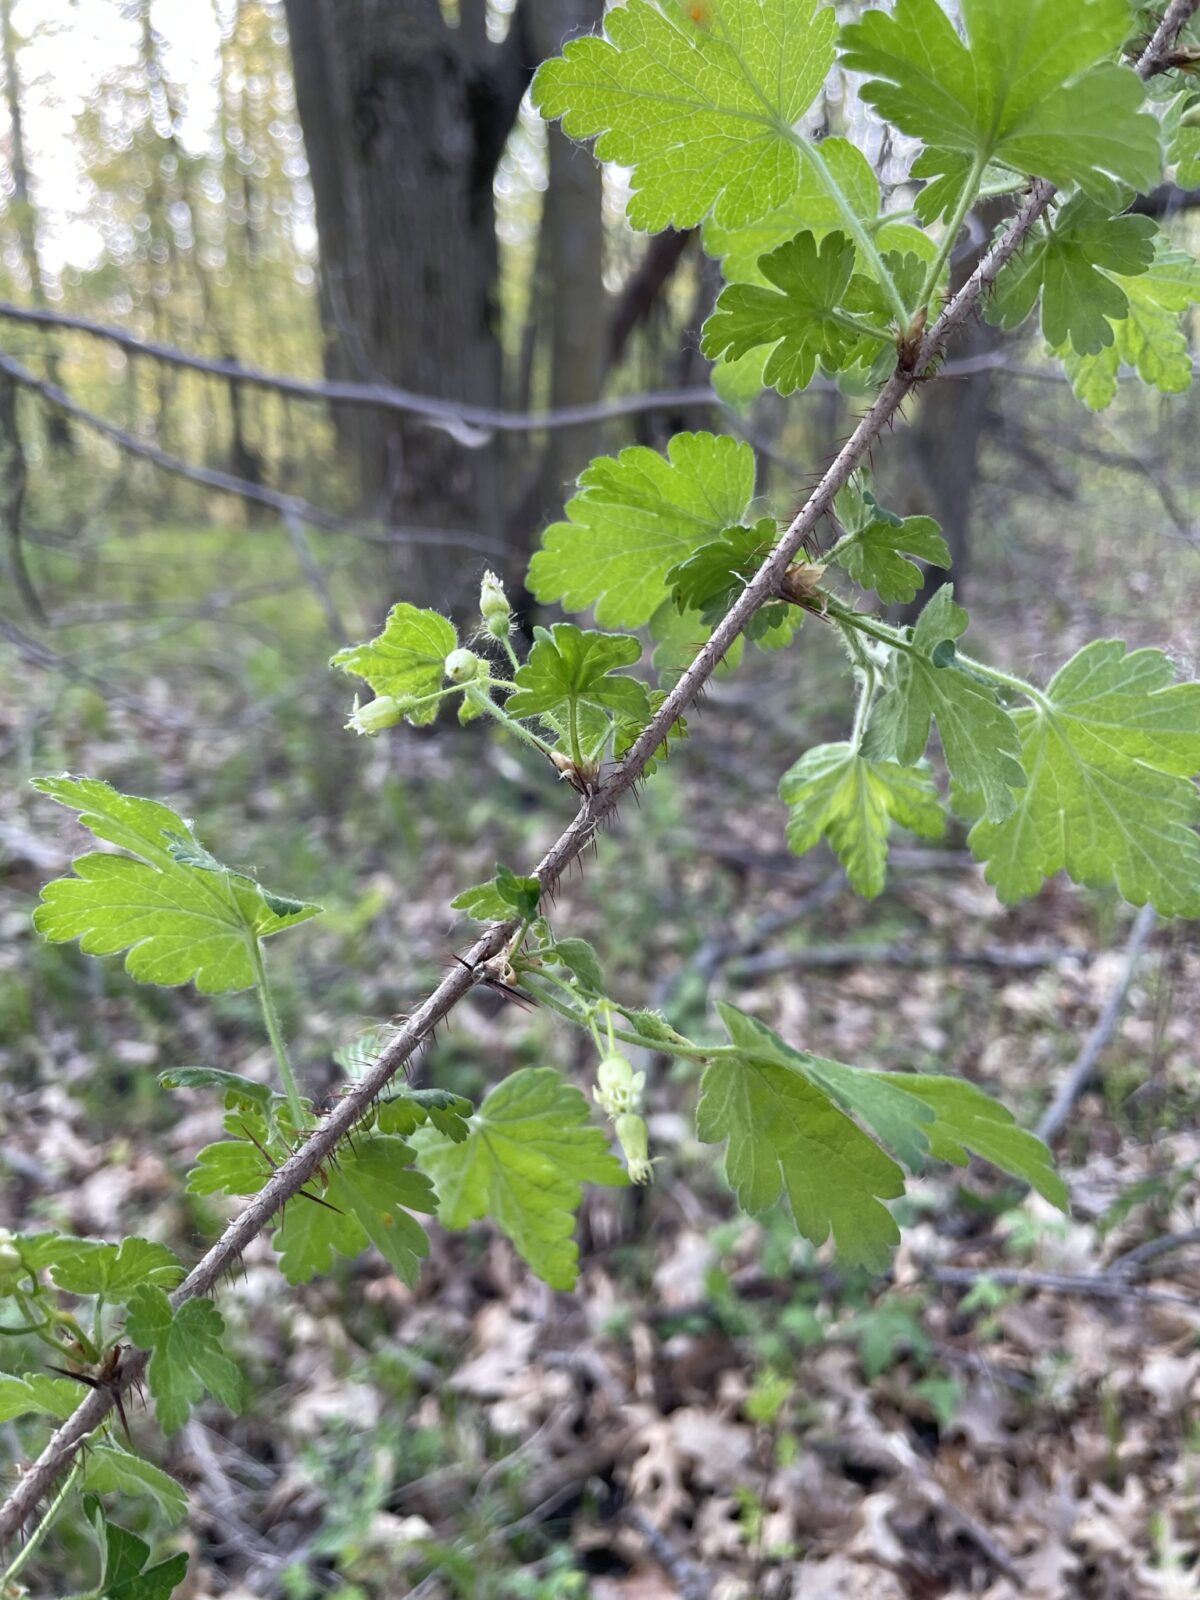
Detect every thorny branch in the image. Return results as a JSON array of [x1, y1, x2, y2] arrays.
[[2, 0, 1196, 1545]]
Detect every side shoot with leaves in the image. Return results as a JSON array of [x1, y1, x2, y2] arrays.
[[5, 0, 1200, 1583]]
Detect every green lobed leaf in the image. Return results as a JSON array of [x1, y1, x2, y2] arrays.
[[865, 587, 1026, 824], [82, 1442, 188, 1524], [532, 0, 837, 232], [187, 1140, 270, 1198], [50, 1238, 185, 1301], [831, 483, 950, 605], [87, 1498, 188, 1600], [415, 1066, 628, 1291], [779, 742, 946, 898], [0, 1373, 81, 1423], [31, 777, 321, 994], [528, 432, 756, 628], [698, 1003, 904, 1269], [840, 0, 1161, 221], [962, 641, 1200, 916], [451, 864, 541, 923], [703, 135, 937, 284], [1057, 244, 1200, 408], [273, 1134, 437, 1286], [330, 603, 457, 727], [159, 1066, 278, 1116], [665, 519, 798, 645], [701, 232, 891, 396], [506, 625, 652, 748], [987, 197, 1157, 355], [543, 937, 606, 995], [125, 1287, 242, 1435], [378, 1087, 473, 1144], [710, 1006, 1065, 1208]]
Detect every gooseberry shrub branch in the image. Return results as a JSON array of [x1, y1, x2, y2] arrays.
[[4, 0, 1200, 1578]]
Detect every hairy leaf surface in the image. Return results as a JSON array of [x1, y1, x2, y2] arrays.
[[832, 483, 950, 604], [1058, 245, 1200, 407]]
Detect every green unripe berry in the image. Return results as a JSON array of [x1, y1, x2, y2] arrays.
[[444, 648, 483, 684]]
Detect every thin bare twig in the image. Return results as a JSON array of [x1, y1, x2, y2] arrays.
[[1035, 902, 1158, 1145], [0, 348, 506, 559], [2, 1, 1194, 1545], [929, 1263, 1196, 1309]]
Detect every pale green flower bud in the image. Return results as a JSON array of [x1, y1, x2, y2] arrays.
[[444, 648, 483, 684], [0, 1229, 20, 1275], [345, 694, 407, 737], [479, 570, 512, 638], [615, 1112, 652, 1185]]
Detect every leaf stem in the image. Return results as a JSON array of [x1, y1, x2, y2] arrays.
[[467, 685, 558, 759], [917, 151, 988, 312], [793, 133, 911, 327], [523, 971, 727, 1063], [0, 1458, 83, 1591], [250, 940, 304, 1129]]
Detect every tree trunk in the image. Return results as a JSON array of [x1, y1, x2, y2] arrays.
[[283, 0, 531, 603]]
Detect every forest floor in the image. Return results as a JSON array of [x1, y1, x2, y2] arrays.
[[2, 504, 1200, 1600]]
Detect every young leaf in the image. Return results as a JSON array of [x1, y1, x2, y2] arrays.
[[532, 0, 837, 231], [415, 1066, 628, 1291], [451, 864, 541, 923], [701, 232, 889, 395], [962, 641, 1200, 916], [831, 484, 950, 605], [865, 587, 1026, 823], [331, 603, 457, 727], [528, 433, 756, 628], [86, 1498, 188, 1600], [159, 1066, 278, 1116], [1057, 245, 1200, 408], [840, 0, 1161, 221], [273, 1135, 436, 1286], [82, 1442, 187, 1524], [187, 1141, 271, 1198], [31, 777, 320, 994], [779, 742, 946, 898], [711, 1006, 1065, 1207], [125, 1287, 242, 1435], [378, 1088, 473, 1143], [506, 625, 651, 739], [0, 1373, 80, 1423], [50, 1238, 185, 1301], [666, 519, 798, 644], [698, 1004, 904, 1270], [987, 198, 1157, 355], [704, 135, 937, 285], [871, 1073, 1067, 1207], [544, 937, 605, 995]]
